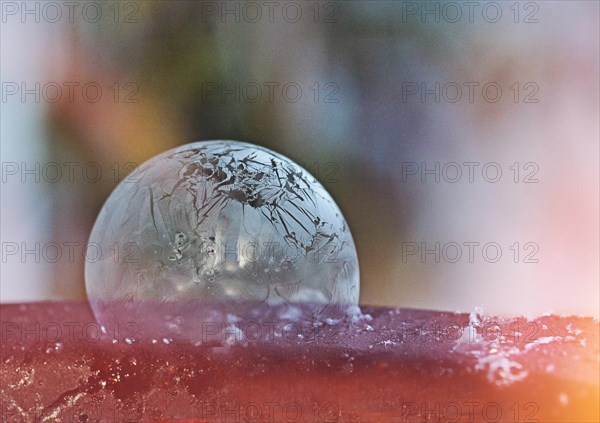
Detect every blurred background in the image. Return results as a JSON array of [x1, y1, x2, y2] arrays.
[[1, 1, 598, 317]]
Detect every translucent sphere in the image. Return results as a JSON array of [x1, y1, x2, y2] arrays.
[[85, 141, 359, 338]]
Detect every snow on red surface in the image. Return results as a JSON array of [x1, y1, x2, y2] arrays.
[[1, 302, 598, 422]]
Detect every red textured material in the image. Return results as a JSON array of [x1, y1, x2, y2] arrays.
[[1, 302, 598, 422]]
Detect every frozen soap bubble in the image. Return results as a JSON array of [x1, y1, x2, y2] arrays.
[[85, 140, 359, 342]]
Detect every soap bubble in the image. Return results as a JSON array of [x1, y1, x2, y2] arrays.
[[85, 141, 359, 341]]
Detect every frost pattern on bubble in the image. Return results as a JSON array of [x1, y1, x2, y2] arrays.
[[86, 141, 359, 327]]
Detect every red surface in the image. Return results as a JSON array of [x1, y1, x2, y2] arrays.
[[1, 302, 598, 422]]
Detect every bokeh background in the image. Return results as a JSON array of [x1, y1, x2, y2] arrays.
[[1, 1, 598, 317]]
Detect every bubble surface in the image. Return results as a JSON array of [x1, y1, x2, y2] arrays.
[[85, 141, 359, 338]]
